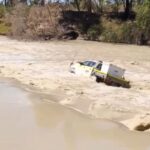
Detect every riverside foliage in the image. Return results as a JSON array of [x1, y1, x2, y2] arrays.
[[0, 0, 150, 45]]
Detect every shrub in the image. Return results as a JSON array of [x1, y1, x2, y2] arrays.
[[100, 28, 118, 42], [0, 5, 5, 18], [136, 0, 150, 44], [26, 4, 63, 40], [0, 22, 10, 35], [100, 21, 137, 44], [0, 5, 10, 35], [87, 24, 103, 40], [6, 3, 29, 38], [7, 3, 65, 40], [118, 22, 137, 44]]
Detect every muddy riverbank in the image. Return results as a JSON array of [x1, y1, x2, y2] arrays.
[[0, 36, 150, 131]]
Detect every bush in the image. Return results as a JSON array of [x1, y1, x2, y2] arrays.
[[6, 3, 29, 38], [0, 22, 10, 35], [136, 0, 150, 44], [118, 22, 137, 44], [26, 4, 63, 40], [7, 3, 65, 40], [0, 5, 10, 35], [100, 28, 118, 42], [0, 5, 5, 18], [87, 24, 103, 40], [100, 21, 137, 44]]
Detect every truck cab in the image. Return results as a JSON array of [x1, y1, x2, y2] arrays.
[[70, 60, 100, 76]]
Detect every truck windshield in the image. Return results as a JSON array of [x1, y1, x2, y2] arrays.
[[82, 61, 96, 67]]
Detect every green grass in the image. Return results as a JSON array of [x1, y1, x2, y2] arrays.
[[0, 22, 10, 35]]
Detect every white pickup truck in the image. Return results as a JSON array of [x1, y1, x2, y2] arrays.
[[70, 60, 101, 76], [70, 60, 130, 88]]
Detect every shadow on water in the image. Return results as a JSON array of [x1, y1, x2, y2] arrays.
[[0, 80, 150, 150]]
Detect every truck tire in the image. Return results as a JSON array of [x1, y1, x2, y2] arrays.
[[105, 78, 113, 86], [96, 77, 102, 83]]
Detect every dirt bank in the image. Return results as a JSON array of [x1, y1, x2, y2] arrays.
[[0, 36, 150, 131]]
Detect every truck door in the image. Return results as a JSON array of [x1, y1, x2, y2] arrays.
[[81, 61, 96, 76]]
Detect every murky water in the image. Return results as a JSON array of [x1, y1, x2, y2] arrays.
[[0, 81, 150, 150]]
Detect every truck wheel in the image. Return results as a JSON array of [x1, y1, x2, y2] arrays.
[[96, 77, 102, 83], [114, 83, 121, 87], [105, 79, 112, 86]]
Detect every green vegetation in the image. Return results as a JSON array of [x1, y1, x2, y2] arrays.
[[0, 23, 10, 35], [0, 5, 5, 18], [136, 0, 150, 44], [0, 5, 10, 35], [0, 0, 149, 45], [87, 24, 103, 41]]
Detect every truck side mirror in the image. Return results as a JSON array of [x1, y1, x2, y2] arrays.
[[79, 62, 83, 65]]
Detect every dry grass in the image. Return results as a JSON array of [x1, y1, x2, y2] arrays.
[[26, 4, 63, 39]]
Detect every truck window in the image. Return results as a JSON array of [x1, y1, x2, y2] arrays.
[[82, 61, 96, 67], [88, 62, 96, 67], [96, 63, 102, 70]]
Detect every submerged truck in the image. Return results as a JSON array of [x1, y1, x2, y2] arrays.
[[70, 60, 130, 88], [92, 61, 130, 88]]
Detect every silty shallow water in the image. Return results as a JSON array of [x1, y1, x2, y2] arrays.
[[0, 80, 150, 150]]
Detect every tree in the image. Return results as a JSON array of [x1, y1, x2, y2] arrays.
[[122, 0, 133, 17], [136, 0, 150, 44], [74, 0, 80, 11]]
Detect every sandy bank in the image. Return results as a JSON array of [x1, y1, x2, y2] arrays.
[[0, 36, 150, 131]]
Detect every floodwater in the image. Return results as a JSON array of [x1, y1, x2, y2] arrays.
[[0, 81, 150, 150]]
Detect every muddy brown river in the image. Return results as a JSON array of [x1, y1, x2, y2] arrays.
[[0, 80, 150, 150]]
